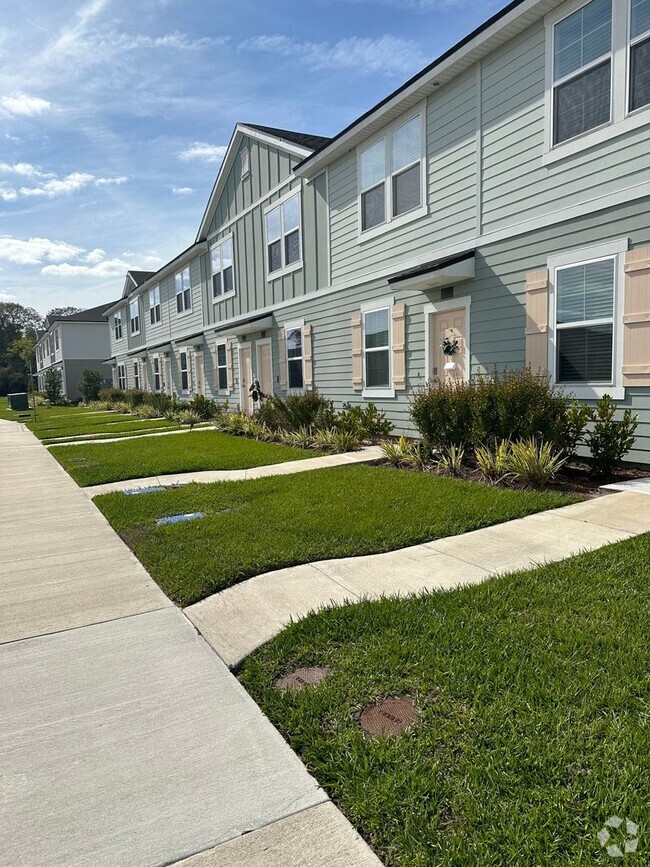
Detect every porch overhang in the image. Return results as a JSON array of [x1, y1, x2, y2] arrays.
[[211, 313, 274, 339], [387, 250, 475, 291]]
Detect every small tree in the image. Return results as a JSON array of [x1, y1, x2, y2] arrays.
[[586, 394, 638, 476], [78, 368, 103, 403], [44, 368, 63, 404]]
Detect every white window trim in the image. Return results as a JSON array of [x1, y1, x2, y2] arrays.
[[178, 348, 192, 393], [129, 299, 140, 336], [152, 355, 162, 392], [284, 319, 305, 393], [264, 189, 303, 282], [360, 296, 395, 399], [114, 311, 123, 341], [548, 237, 628, 400], [357, 103, 428, 242], [117, 363, 127, 391], [133, 360, 140, 390], [423, 297, 472, 382], [175, 266, 193, 315], [256, 337, 273, 396], [211, 233, 236, 303], [149, 286, 161, 325], [543, 0, 650, 164], [215, 340, 230, 394]]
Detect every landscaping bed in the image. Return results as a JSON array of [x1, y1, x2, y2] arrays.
[[239, 533, 650, 866], [94, 464, 579, 605], [52, 429, 312, 486]]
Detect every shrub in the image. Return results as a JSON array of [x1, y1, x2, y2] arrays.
[[503, 438, 567, 487], [44, 368, 63, 404], [380, 435, 424, 468], [474, 440, 510, 484], [112, 401, 133, 415], [330, 429, 361, 453], [134, 405, 159, 419], [281, 426, 316, 449], [188, 394, 218, 420], [78, 369, 103, 403], [563, 401, 591, 457], [177, 409, 202, 430], [435, 444, 465, 476], [98, 387, 125, 404], [124, 389, 146, 408], [411, 368, 573, 452], [585, 395, 638, 477], [256, 392, 336, 431], [141, 391, 172, 414], [336, 403, 393, 440]]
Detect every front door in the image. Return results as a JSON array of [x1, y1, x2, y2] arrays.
[[256, 340, 273, 400], [431, 307, 467, 382], [239, 344, 253, 413]]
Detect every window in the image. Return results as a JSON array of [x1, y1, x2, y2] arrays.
[[114, 312, 122, 341], [215, 342, 228, 390], [153, 356, 161, 392], [285, 325, 304, 389], [363, 308, 390, 388], [241, 146, 250, 177], [359, 111, 423, 233], [175, 267, 192, 313], [129, 298, 140, 335], [265, 193, 301, 276], [179, 351, 190, 391], [149, 286, 161, 325], [117, 364, 126, 391], [630, 0, 650, 111], [211, 238, 234, 299], [133, 361, 140, 390], [54, 329, 59, 351]]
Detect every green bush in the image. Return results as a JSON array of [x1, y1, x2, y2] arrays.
[[188, 394, 218, 420], [44, 368, 63, 404], [256, 392, 336, 431], [474, 440, 510, 484], [78, 369, 103, 403], [142, 391, 173, 414], [177, 409, 202, 430], [99, 386, 125, 404], [336, 402, 393, 440], [503, 438, 567, 487], [411, 368, 575, 452], [585, 395, 638, 476]]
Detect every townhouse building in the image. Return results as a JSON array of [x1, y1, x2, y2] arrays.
[[106, 0, 650, 462], [35, 302, 118, 400]]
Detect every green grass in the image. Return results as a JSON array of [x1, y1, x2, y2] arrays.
[[27, 410, 151, 440], [53, 428, 311, 486], [95, 465, 578, 605], [240, 533, 650, 866], [42, 419, 181, 444]]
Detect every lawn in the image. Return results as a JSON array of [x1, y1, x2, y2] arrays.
[[53, 428, 311, 486], [27, 409, 161, 440], [95, 465, 579, 605], [240, 533, 650, 866], [42, 419, 180, 444]]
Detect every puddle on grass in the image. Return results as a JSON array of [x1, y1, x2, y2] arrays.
[[156, 512, 206, 526]]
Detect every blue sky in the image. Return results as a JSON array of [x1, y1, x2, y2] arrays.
[[0, 0, 499, 314]]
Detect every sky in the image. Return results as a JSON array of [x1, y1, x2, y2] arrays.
[[0, 0, 500, 315]]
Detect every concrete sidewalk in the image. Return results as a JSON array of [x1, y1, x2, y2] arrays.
[[186, 491, 650, 668], [83, 446, 384, 497], [0, 420, 381, 867]]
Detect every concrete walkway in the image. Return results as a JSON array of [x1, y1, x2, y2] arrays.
[[186, 492, 650, 668], [601, 477, 650, 494], [46, 423, 214, 447], [83, 446, 384, 497], [0, 420, 381, 867]]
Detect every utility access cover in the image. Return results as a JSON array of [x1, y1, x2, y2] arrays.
[[359, 696, 418, 737], [275, 667, 329, 692]]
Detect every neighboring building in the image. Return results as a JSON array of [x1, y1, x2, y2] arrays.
[[106, 0, 650, 463], [35, 301, 120, 400]]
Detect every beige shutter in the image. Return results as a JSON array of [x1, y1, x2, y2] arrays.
[[226, 341, 234, 392], [141, 361, 148, 392], [351, 312, 363, 391], [195, 352, 204, 395], [623, 246, 650, 386], [392, 303, 406, 390], [524, 269, 549, 373], [278, 328, 287, 392], [112, 366, 118, 388], [303, 324, 314, 390]]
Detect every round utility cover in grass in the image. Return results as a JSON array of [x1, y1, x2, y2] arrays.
[[275, 667, 329, 692], [359, 696, 418, 737]]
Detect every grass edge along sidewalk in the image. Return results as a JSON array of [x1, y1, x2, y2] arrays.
[[239, 531, 650, 867], [95, 464, 579, 605]]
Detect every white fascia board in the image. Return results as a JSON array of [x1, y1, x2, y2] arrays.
[[295, 0, 556, 179]]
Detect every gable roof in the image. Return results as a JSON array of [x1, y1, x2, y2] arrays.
[[196, 122, 330, 242], [44, 300, 120, 328], [296, 0, 559, 177], [128, 270, 156, 287]]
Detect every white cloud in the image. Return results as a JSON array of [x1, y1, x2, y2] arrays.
[[179, 142, 228, 163], [41, 258, 133, 278], [20, 172, 95, 198], [82, 248, 106, 264], [337, 0, 474, 9], [0, 290, 18, 302], [0, 162, 55, 179], [0, 185, 18, 202], [95, 175, 128, 186], [0, 236, 84, 266], [172, 186, 194, 195], [0, 94, 52, 117], [240, 34, 427, 76]]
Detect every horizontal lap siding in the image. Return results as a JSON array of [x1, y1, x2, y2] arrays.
[[329, 69, 477, 285]]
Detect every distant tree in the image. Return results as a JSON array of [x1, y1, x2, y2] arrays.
[[78, 368, 102, 403], [0, 303, 44, 395], [47, 306, 82, 320], [44, 368, 63, 404]]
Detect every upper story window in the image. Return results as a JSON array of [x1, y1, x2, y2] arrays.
[[241, 146, 250, 178], [363, 307, 391, 389], [211, 237, 234, 300], [546, 0, 650, 156], [149, 286, 161, 325], [359, 111, 424, 234], [265, 192, 301, 277], [129, 298, 140, 335], [114, 311, 123, 341], [54, 329, 59, 351], [175, 266, 192, 314]]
